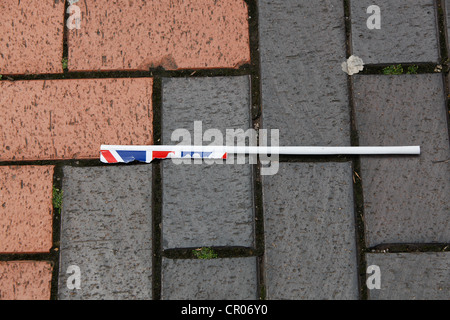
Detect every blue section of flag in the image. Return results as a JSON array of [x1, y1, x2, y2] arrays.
[[181, 151, 213, 158], [181, 151, 194, 158], [116, 150, 147, 163]]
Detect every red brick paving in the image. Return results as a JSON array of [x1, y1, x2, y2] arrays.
[[67, 0, 250, 71], [0, 166, 54, 254], [0, 0, 64, 75], [0, 0, 252, 300], [0, 261, 53, 300], [0, 78, 153, 161]]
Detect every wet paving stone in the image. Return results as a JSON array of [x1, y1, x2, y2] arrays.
[[0, 78, 153, 161], [0, 261, 53, 300], [162, 163, 254, 249], [259, 0, 351, 146], [58, 166, 153, 300], [161, 76, 251, 141], [0, 166, 54, 254], [161, 77, 254, 249], [353, 74, 450, 247], [366, 253, 450, 299], [446, 0, 450, 55], [351, 0, 439, 64], [0, 0, 64, 75], [263, 163, 359, 300], [67, 0, 250, 71], [161, 257, 257, 300]]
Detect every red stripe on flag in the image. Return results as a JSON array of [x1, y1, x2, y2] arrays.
[[153, 151, 175, 160], [101, 150, 118, 163]]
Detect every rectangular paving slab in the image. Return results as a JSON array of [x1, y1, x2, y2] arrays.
[[0, 261, 53, 300], [259, 0, 351, 146], [161, 257, 257, 300], [67, 0, 250, 71], [0, 0, 64, 74], [0, 78, 153, 161], [161, 76, 254, 249], [351, 0, 439, 64], [447, 0, 450, 54], [366, 253, 450, 300], [0, 166, 54, 253], [353, 74, 450, 247], [263, 162, 359, 300], [162, 162, 254, 249], [58, 166, 153, 300], [162, 76, 252, 142]]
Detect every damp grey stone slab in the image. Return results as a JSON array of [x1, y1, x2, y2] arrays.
[[58, 166, 153, 300], [161, 77, 254, 249], [162, 76, 251, 145], [366, 253, 450, 300], [263, 163, 359, 300], [353, 75, 450, 247], [259, 0, 351, 146], [446, 0, 450, 55], [162, 162, 254, 249], [351, 0, 439, 64], [161, 257, 258, 300]]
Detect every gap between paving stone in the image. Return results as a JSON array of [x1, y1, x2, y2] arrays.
[[0, 67, 254, 82]]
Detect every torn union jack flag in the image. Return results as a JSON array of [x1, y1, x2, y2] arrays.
[[100, 147, 228, 164], [100, 145, 421, 164]]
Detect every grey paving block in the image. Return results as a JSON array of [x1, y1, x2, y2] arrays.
[[353, 75, 450, 247], [161, 77, 254, 249], [351, 0, 439, 64], [58, 166, 153, 300], [161, 257, 258, 300], [259, 0, 351, 146], [446, 0, 450, 55], [162, 76, 251, 145], [366, 253, 450, 300], [263, 163, 359, 300], [162, 162, 254, 249]]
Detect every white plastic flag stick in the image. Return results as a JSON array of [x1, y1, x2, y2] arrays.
[[100, 145, 420, 164]]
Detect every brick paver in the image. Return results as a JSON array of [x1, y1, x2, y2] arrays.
[[0, 0, 64, 75], [353, 74, 450, 246], [263, 163, 359, 300], [351, 0, 439, 64], [0, 166, 54, 253], [58, 166, 153, 300], [161, 76, 254, 249], [0, 78, 153, 161], [161, 257, 257, 300], [0, 261, 53, 300], [366, 253, 450, 300], [67, 0, 250, 71], [259, 0, 351, 146]]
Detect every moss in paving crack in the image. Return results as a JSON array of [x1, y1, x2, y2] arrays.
[[407, 65, 419, 74], [62, 57, 68, 70], [193, 247, 218, 260], [383, 64, 404, 75], [52, 186, 63, 214]]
